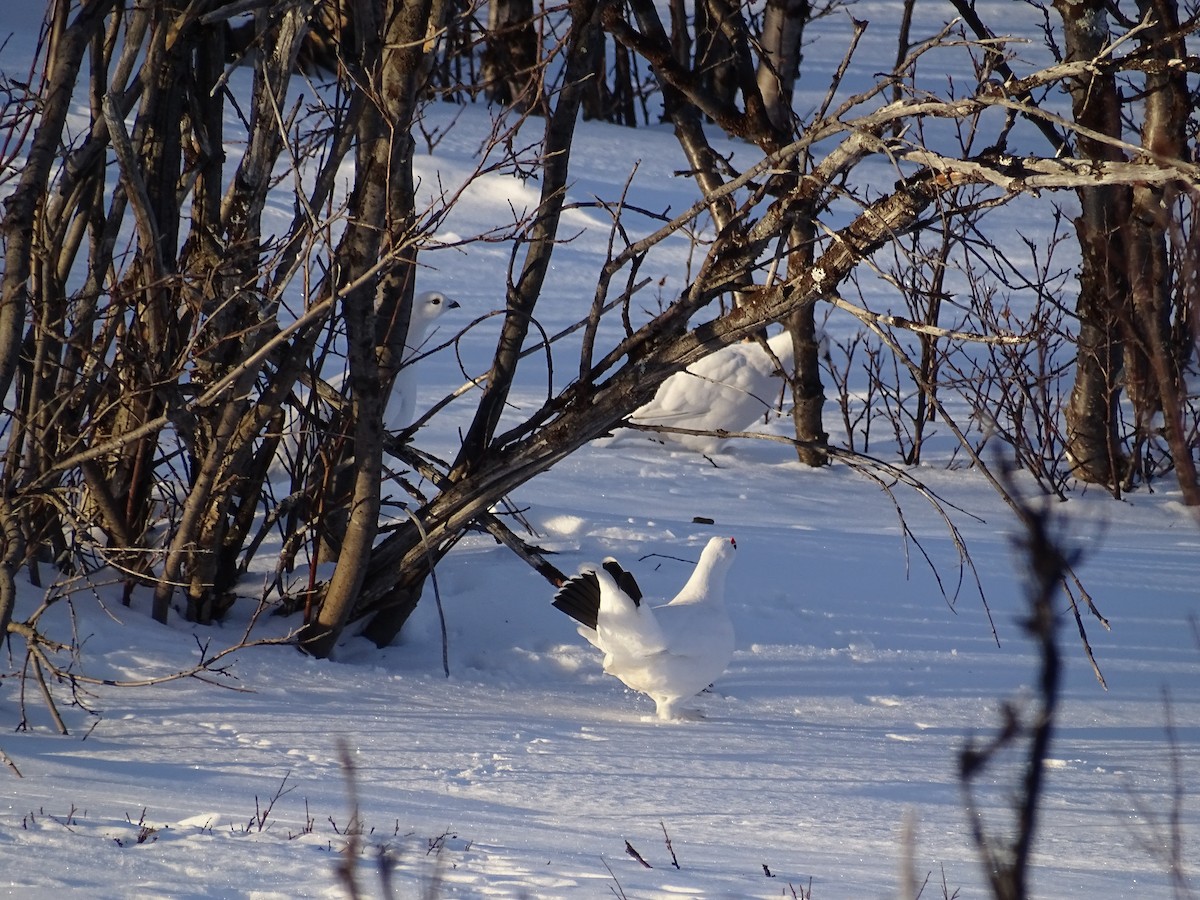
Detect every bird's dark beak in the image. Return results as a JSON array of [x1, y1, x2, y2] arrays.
[[448, 300, 462, 309]]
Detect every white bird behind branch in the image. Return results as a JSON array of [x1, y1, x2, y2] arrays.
[[383, 290, 461, 432], [616, 331, 794, 453], [271, 290, 459, 480]]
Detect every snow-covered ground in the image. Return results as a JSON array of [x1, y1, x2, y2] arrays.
[[3, 3, 1198, 898], [5, 443, 1198, 899]]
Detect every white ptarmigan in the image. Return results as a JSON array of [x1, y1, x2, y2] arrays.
[[270, 290, 458, 479], [552, 536, 737, 720], [618, 331, 794, 452], [382, 290, 461, 432]]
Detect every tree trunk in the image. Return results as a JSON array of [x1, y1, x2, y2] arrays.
[[695, 0, 737, 116], [757, 0, 821, 462], [0, 0, 117, 440], [756, 0, 809, 131], [361, 0, 609, 647], [483, 0, 540, 112], [301, 0, 435, 658], [106, 1, 192, 600], [152, 2, 319, 622], [787, 299, 828, 467], [1126, 0, 1199, 503], [1054, 0, 1130, 490]]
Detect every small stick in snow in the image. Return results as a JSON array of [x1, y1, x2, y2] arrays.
[[624, 840, 652, 868], [0, 746, 21, 778], [660, 820, 679, 869]]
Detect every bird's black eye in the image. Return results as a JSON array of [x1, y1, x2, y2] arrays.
[[431, 297, 442, 305]]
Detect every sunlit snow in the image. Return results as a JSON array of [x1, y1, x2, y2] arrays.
[[1, 3, 1197, 899]]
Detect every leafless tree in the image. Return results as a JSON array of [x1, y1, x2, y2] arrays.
[[1, 2, 1198, 672], [483, 0, 542, 112], [1044, 0, 1198, 499]]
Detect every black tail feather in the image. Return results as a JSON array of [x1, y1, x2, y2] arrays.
[[601, 559, 642, 605], [553, 559, 642, 630], [552, 571, 601, 630]]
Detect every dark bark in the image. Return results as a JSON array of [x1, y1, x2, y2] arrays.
[[361, 0, 611, 647], [1054, 0, 1130, 489], [301, 0, 436, 657], [787, 293, 828, 467], [1063, 195, 1128, 489], [758, 0, 820, 465], [483, 0, 541, 112], [1124, 0, 1199, 504]]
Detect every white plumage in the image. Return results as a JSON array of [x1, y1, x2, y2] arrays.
[[620, 330, 794, 452], [270, 290, 458, 480], [382, 290, 461, 432], [552, 536, 737, 720]]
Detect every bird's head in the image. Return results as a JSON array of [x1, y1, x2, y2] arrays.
[[699, 535, 737, 571], [411, 290, 461, 330]]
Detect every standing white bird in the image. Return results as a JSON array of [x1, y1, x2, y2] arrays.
[[552, 536, 737, 720], [270, 290, 459, 480], [618, 330, 793, 452], [383, 290, 461, 432]]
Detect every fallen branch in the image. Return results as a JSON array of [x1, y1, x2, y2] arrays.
[[624, 839, 652, 868], [0, 746, 22, 778], [898, 148, 1200, 192]]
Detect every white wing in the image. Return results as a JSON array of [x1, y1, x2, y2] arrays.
[[592, 568, 669, 661]]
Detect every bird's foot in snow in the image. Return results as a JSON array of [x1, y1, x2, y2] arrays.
[[656, 705, 705, 722]]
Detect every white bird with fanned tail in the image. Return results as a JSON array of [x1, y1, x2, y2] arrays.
[[552, 536, 737, 720], [615, 331, 793, 453]]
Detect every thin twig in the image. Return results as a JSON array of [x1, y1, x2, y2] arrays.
[[0, 746, 22, 778], [660, 820, 680, 869], [406, 509, 450, 678], [335, 741, 364, 900]]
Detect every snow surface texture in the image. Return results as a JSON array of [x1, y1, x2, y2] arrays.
[[4, 463, 1197, 899], [555, 536, 737, 719], [3, 4, 1199, 898], [610, 331, 794, 452]]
